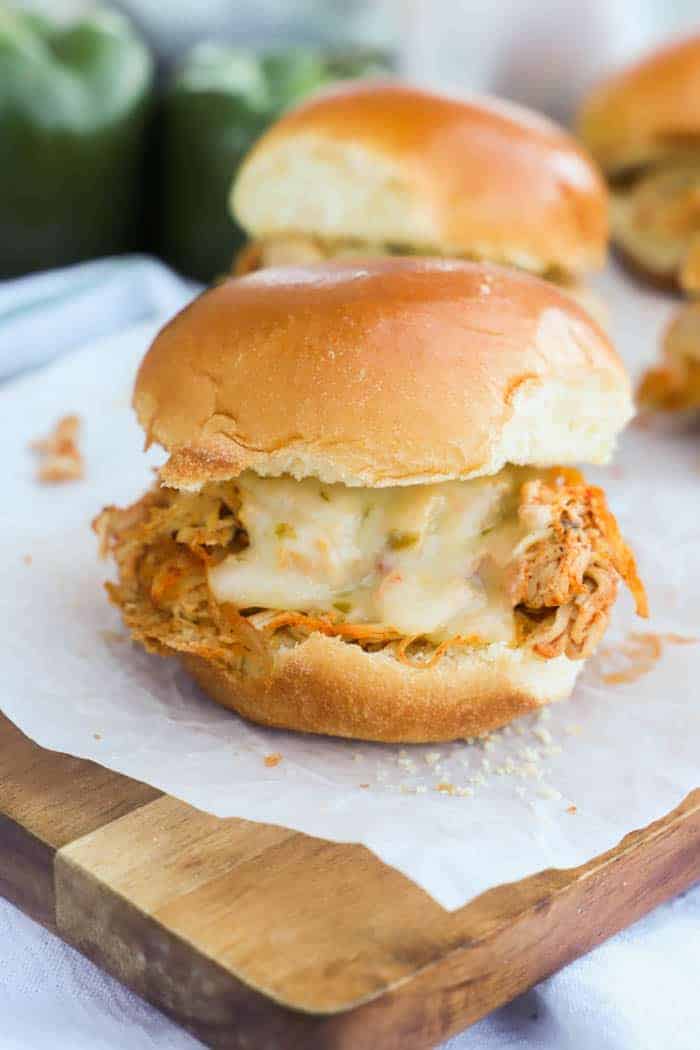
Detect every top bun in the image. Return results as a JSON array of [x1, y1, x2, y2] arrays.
[[579, 35, 700, 174], [232, 82, 607, 279], [134, 259, 631, 491]]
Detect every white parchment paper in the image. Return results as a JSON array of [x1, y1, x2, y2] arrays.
[[2, 265, 698, 910]]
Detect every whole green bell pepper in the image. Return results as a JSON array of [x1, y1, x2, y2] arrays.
[[160, 45, 391, 282], [0, 6, 153, 277]]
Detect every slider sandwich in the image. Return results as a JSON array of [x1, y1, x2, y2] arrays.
[[579, 36, 700, 292], [231, 82, 607, 316], [96, 259, 647, 743], [638, 301, 700, 412]]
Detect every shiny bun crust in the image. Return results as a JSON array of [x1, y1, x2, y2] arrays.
[[183, 635, 581, 743], [232, 82, 607, 277], [579, 35, 700, 173], [134, 260, 632, 491]]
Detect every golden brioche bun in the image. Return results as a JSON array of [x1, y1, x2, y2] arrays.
[[183, 634, 580, 743], [579, 35, 700, 174], [134, 259, 632, 491], [232, 82, 607, 278]]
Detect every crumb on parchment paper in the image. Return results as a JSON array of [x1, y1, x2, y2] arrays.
[[99, 629, 126, 645], [264, 752, 282, 768], [30, 414, 83, 483], [22, 555, 32, 565]]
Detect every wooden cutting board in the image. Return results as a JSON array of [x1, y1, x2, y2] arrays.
[[0, 710, 698, 1050]]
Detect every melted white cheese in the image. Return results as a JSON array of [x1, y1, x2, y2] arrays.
[[208, 468, 538, 642]]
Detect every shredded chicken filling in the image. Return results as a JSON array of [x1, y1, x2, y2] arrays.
[[638, 352, 700, 411], [234, 235, 572, 285], [95, 468, 646, 673], [611, 161, 700, 290], [637, 302, 700, 411]]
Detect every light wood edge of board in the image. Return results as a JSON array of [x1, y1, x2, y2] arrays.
[[52, 789, 700, 1050], [0, 713, 160, 930]]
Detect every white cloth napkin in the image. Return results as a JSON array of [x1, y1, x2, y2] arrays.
[[0, 255, 195, 382], [1, 887, 698, 1049], [0, 257, 698, 1049]]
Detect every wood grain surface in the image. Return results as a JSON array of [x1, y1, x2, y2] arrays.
[[0, 711, 698, 1049]]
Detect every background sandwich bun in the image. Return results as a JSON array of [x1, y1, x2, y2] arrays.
[[579, 35, 700, 175], [231, 82, 608, 279], [135, 258, 632, 492], [579, 38, 700, 290]]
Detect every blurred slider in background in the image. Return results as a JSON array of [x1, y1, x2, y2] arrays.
[[579, 35, 700, 294], [0, 0, 392, 281], [231, 81, 609, 322], [579, 36, 700, 413]]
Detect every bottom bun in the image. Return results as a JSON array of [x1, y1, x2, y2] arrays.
[[183, 633, 582, 744]]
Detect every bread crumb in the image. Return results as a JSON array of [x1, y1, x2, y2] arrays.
[[435, 781, 455, 795], [31, 414, 83, 483], [519, 746, 539, 762], [567, 804, 578, 814], [93, 733, 102, 741], [397, 751, 417, 773], [99, 629, 126, 645], [424, 751, 441, 766], [495, 758, 517, 776], [264, 752, 282, 768], [22, 555, 32, 566], [533, 727, 553, 745], [359, 783, 370, 789]]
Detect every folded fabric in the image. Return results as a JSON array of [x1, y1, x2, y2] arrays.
[[0, 255, 196, 382]]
